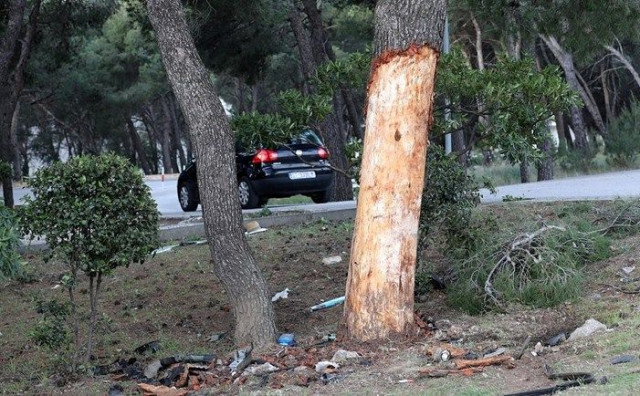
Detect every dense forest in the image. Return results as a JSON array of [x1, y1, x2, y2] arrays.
[[2, 0, 640, 202]]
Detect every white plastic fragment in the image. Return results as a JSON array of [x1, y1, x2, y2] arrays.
[[271, 288, 291, 302]]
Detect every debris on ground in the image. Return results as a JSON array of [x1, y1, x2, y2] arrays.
[[272, 288, 291, 302], [309, 296, 345, 311], [504, 363, 605, 396], [545, 332, 566, 347], [321, 255, 343, 265], [423, 342, 515, 378], [277, 333, 296, 346], [151, 245, 179, 255], [244, 221, 268, 235], [568, 318, 607, 340], [610, 354, 638, 365]]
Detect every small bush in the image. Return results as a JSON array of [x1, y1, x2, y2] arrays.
[[605, 100, 640, 168], [31, 300, 70, 350], [419, 146, 494, 253], [20, 153, 159, 369], [0, 206, 23, 280]]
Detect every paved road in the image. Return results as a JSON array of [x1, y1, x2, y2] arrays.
[[10, 169, 640, 218], [480, 169, 640, 203]]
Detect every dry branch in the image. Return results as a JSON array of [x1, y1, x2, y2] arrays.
[[454, 355, 512, 369], [484, 225, 566, 307]]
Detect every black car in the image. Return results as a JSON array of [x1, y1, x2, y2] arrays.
[[177, 129, 334, 211]]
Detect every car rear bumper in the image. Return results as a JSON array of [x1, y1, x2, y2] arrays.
[[249, 166, 334, 197]]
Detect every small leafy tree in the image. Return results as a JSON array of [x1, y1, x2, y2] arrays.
[[0, 205, 23, 280], [20, 154, 159, 370]]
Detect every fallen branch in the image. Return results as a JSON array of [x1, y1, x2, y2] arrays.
[[597, 283, 640, 294], [418, 367, 483, 378], [454, 355, 512, 370], [484, 225, 567, 307]]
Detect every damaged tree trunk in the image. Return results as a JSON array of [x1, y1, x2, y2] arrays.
[[147, 0, 277, 348], [344, 0, 445, 341]]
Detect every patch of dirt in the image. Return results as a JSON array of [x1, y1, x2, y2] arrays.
[[3, 202, 640, 395]]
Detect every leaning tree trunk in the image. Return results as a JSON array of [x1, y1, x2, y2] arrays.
[[541, 35, 605, 141], [344, 0, 445, 341], [147, 0, 277, 348]]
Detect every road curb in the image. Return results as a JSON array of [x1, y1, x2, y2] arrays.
[[18, 208, 357, 253]]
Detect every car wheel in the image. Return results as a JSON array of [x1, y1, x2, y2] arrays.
[[178, 181, 199, 211], [310, 189, 331, 204], [238, 177, 261, 209]]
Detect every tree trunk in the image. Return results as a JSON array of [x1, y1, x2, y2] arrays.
[[344, 0, 445, 341], [126, 116, 151, 174], [600, 63, 614, 123], [168, 94, 186, 170], [520, 160, 530, 183], [537, 137, 554, 181], [541, 35, 606, 139], [147, 0, 277, 348], [160, 95, 176, 173], [10, 100, 22, 181], [300, 0, 354, 201], [1, 0, 40, 206], [605, 44, 640, 90]]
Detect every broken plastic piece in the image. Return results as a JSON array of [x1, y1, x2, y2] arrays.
[[271, 288, 291, 302], [310, 296, 345, 311], [277, 333, 296, 346]]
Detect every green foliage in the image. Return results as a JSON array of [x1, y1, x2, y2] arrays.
[[0, 206, 23, 280], [0, 161, 11, 180], [419, 146, 494, 253], [444, 201, 636, 314], [313, 52, 371, 96], [21, 154, 159, 273], [30, 300, 70, 350], [556, 143, 598, 173], [231, 112, 298, 151], [435, 50, 580, 165], [277, 90, 332, 129], [605, 100, 640, 168]]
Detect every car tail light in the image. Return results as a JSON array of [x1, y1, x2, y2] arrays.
[[252, 149, 278, 164], [318, 147, 329, 159]]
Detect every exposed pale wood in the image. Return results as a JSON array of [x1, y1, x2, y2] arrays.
[[454, 355, 512, 370], [344, 45, 438, 340]]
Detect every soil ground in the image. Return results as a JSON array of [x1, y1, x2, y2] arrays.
[[2, 201, 640, 395]]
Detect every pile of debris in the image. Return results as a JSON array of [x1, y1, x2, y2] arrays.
[[99, 338, 365, 395], [420, 342, 515, 378]]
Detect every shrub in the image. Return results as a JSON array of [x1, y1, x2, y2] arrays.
[[605, 100, 640, 168], [419, 146, 493, 253], [0, 205, 23, 280], [20, 154, 159, 370]]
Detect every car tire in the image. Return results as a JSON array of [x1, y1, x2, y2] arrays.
[[310, 189, 331, 204], [238, 177, 261, 209], [178, 180, 199, 211]]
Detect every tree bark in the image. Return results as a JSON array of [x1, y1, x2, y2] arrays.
[[344, 0, 445, 341], [160, 95, 176, 173], [299, 0, 354, 201], [536, 136, 554, 181], [605, 44, 640, 90], [541, 35, 606, 139], [126, 116, 151, 174], [147, 0, 277, 348], [10, 100, 22, 181], [1, 0, 40, 207]]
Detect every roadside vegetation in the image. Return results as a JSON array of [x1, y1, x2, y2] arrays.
[[2, 198, 640, 394]]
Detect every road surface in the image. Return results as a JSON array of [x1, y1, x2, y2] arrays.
[[9, 169, 640, 217]]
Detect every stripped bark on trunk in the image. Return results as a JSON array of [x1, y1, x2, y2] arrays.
[[344, 0, 445, 341]]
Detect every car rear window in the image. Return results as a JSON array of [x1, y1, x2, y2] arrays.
[[288, 129, 324, 146]]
